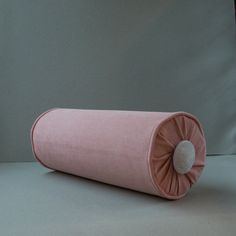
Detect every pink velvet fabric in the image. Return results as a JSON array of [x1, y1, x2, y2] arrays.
[[31, 108, 206, 199]]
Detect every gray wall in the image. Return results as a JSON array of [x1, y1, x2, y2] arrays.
[[0, 0, 236, 162]]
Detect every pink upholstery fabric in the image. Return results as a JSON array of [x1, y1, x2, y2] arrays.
[[31, 109, 206, 199]]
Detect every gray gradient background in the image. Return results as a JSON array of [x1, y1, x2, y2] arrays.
[[0, 0, 235, 162]]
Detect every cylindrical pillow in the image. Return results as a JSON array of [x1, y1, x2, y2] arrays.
[[31, 108, 206, 200]]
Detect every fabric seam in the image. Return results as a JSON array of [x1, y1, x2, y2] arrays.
[[30, 108, 59, 169]]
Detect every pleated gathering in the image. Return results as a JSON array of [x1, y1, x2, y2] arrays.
[[149, 114, 206, 199]]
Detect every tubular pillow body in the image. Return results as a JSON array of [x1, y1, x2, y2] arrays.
[[31, 108, 206, 200]]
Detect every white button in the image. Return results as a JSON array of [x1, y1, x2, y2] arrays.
[[173, 140, 195, 174]]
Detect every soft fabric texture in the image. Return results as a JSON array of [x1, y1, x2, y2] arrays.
[[31, 108, 206, 199], [172, 140, 196, 175]]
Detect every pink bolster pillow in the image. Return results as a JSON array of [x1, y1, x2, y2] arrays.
[[31, 108, 206, 200]]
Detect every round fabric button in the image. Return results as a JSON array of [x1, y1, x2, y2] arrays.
[[173, 140, 195, 174]]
